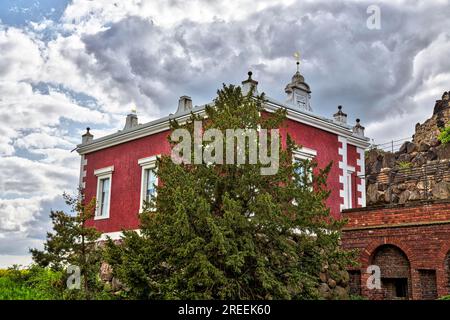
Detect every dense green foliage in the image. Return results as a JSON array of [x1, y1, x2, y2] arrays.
[[105, 85, 356, 299], [438, 123, 450, 145], [30, 193, 107, 299], [0, 266, 63, 300]]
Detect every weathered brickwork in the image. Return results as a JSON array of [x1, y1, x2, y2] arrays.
[[372, 245, 412, 299], [418, 269, 438, 300], [341, 200, 450, 300]]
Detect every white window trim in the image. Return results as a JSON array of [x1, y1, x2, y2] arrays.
[[94, 166, 114, 220], [346, 166, 355, 209], [338, 136, 348, 211], [292, 147, 317, 200], [138, 155, 159, 213], [356, 147, 366, 207], [292, 147, 317, 182], [292, 147, 317, 160]]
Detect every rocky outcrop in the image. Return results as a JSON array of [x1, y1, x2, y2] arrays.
[[100, 262, 126, 294], [413, 96, 450, 147], [317, 264, 351, 299], [366, 92, 450, 206]]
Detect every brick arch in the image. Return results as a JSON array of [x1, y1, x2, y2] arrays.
[[445, 252, 450, 294], [437, 245, 450, 295], [364, 241, 413, 300], [359, 238, 415, 269], [437, 244, 450, 270]]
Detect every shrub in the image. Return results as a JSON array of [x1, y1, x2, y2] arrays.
[[397, 161, 412, 169], [0, 265, 63, 300], [438, 123, 450, 145]]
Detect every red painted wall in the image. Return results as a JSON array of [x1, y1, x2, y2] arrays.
[[83, 130, 171, 232], [280, 118, 342, 218], [83, 116, 359, 232]]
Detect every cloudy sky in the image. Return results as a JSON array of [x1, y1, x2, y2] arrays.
[[0, 0, 449, 267]]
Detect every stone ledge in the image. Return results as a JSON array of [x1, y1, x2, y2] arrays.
[[342, 219, 450, 231], [342, 198, 450, 214]]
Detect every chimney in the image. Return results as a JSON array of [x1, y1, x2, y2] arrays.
[[124, 108, 138, 130], [176, 95, 193, 113], [352, 119, 365, 137], [81, 127, 93, 144], [333, 105, 347, 124], [241, 71, 258, 95]]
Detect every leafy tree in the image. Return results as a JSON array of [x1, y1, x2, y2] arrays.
[[30, 193, 104, 299], [105, 84, 355, 299]]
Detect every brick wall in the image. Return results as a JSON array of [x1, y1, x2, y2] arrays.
[[418, 270, 438, 300], [445, 254, 450, 293], [372, 245, 412, 299], [341, 200, 450, 300]]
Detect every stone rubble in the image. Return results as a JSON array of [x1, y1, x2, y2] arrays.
[[366, 92, 450, 205]]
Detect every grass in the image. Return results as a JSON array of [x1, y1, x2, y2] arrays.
[[0, 266, 118, 300], [397, 161, 412, 169], [0, 266, 63, 300], [0, 277, 56, 300]]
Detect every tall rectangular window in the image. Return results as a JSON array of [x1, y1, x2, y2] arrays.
[[138, 156, 159, 212], [293, 159, 312, 186], [94, 166, 114, 220], [143, 168, 157, 204], [292, 147, 317, 187], [346, 167, 355, 209], [99, 177, 110, 217], [347, 172, 352, 209]]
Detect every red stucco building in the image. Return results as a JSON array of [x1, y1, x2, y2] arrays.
[[75, 70, 370, 240]]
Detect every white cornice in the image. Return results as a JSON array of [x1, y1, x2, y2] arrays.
[[94, 166, 114, 176], [76, 99, 370, 155], [138, 155, 158, 167], [293, 147, 317, 159], [76, 108, 206, 155], [263, 100, 370, 149]]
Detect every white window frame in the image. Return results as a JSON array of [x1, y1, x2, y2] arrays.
[[291, 147, 317, 205], [94, 166, 114, 220], [292, 147, 317, 160], [346, 165, 355, 209], [292, 147, 317, 184], [138, 155, 159, 213]]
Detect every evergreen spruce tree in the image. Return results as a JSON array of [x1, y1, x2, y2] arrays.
[[105, 84, 355, 299], [30, 193, 103, 299]]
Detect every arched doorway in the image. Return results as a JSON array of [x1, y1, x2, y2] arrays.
[[371, 244, 411, 300]]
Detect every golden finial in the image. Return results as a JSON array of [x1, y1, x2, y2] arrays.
[[294, 51, 300, 72], [131, 106, 137, 114]]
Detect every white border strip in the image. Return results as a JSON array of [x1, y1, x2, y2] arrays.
[[356, 147, 366, 207], [338, 136, 348, 211], [78, 155, 87, 190], [99, 229, 141, 241], [77, 102, 370, 155]]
